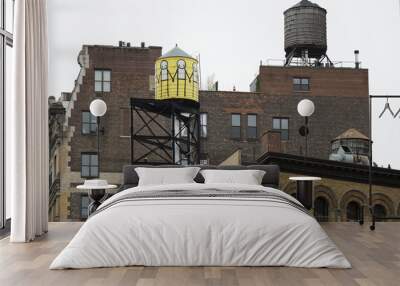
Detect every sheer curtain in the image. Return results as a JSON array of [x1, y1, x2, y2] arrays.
[[7, 0, 49, 242]]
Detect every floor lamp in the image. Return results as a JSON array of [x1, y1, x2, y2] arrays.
[[89, 99, 107, 177], [363, 95, 400, 231], [86, 99, 108, 215], [297, 99, 315, 159]]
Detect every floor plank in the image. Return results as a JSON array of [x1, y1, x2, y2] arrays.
[[0, 222, 399, 286]]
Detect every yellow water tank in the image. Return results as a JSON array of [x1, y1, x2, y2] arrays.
[[155, 45, 199, 104]]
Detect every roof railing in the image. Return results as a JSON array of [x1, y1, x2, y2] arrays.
[[261, 59, 362, 69]]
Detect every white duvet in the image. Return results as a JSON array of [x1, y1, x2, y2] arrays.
[[50, 183, 351, 269]]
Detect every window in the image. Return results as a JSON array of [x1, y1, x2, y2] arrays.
[[200, 153, 208, 165], [231, 114, 241, 139], [81, 153, 99, 178], [346, 201, 363, 222], [373, 204, 387, 222], [247, 114, 257, 139], [80, 194, 90, 219], [1, 0, 14, 229], [293, 77, 310, 91], [94, 69, 111, 92], [200, 113, 207, 138], [81, 111, 97, 134], [272, 117, 289, 141]]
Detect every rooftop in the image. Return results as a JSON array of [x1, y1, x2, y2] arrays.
[[288, 0, 324, 10], [334, 128, 369, 141], [257, 152, 400, 187], [160, 45, 192, 59]]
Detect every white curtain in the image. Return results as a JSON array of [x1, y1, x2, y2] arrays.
[[7, 0, 49, 242]]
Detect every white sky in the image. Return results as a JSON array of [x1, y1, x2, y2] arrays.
[[48, 0, 400, 169]]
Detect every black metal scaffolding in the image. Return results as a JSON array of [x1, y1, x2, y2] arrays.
[[130, 98, 200, 165]]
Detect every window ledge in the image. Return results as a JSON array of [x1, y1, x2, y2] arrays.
[[293, 90, 310, 93]]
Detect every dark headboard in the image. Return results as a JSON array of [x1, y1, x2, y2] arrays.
[[120, 164, 280, 191]]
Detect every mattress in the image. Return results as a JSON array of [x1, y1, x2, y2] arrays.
[[50, 183, 351, 269]]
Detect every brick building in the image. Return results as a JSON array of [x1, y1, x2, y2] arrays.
[[47, 0, 391, 221], [47, 41, 376, 221], [258, 152, 400, 222], [200, 64, 369, 164]]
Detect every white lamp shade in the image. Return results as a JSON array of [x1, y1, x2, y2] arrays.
[[297, 99, 315, 117], [90, 99, 107, 117]]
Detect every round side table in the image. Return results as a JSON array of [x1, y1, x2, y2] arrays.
[[289, 177, 321, 210], [77, 180, 117, 216]]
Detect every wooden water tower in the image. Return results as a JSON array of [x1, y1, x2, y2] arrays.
[[130, 45, 201, 165], [284, 0, 332, 66]]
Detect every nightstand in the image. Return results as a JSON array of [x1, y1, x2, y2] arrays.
[[77, 179, 117, 216]]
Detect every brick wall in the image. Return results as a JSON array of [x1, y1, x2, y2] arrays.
[[257, 66, 369, 98], [199, 88, 368, 165], [66, 46, 369, 171], [68, 45, 162, 173]]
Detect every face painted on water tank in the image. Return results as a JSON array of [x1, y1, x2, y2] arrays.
[[161, 60, 168, 70], [193, 63, 198, 83], [177, 60, 186, 79], [160, 60, 168, 81]]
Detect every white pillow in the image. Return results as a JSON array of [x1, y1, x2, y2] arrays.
[[200, 169, 266, 185], [135, 167, 201, 186]]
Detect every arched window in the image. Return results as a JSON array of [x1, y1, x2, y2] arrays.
[[373, 204, 387, 221], [346, 201, 363, 222], [314, 197, 329, 222]]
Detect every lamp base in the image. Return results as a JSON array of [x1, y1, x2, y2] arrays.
[[87, 189, 106, 216], [297, 181, 313, 210]]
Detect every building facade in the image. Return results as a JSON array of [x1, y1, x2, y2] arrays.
[[200, 64, 369, 164], [47, 41, 377, 221], [259, 152, 400, 222]]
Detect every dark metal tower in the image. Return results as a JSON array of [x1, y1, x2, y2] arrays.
[[130, 98, 200, 165]]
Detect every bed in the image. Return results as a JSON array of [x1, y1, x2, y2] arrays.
[[50, 165, 351, 269]]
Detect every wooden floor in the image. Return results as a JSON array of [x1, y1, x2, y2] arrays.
[[0, 222, 399, 286]]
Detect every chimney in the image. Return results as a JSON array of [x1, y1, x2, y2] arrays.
[[261, 131, 282, 154], [354, 50, 360, 69], [141, 42, 145, 48]]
